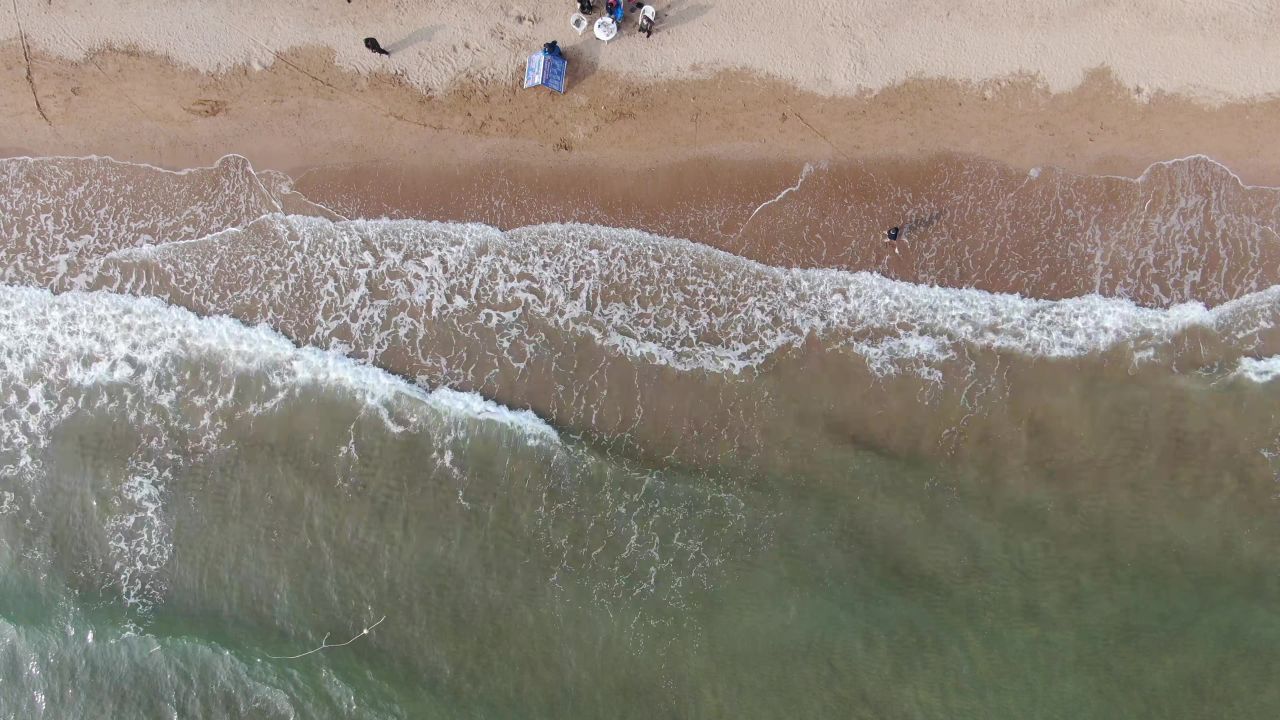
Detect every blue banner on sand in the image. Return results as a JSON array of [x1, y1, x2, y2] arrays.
[[523, 53, 567, 93]]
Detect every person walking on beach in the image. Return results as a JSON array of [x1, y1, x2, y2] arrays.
[[364, 37, 391, 56]]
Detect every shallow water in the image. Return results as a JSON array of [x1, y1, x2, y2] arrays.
[[3, 156, 1280, 718]]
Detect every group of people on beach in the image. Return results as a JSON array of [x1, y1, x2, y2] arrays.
[[363, 1, 655, 59], [579, 0, 657, 38]]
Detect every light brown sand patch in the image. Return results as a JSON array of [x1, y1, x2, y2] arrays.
[[4, 47, 1280, 185]]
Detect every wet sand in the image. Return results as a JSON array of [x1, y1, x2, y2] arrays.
[[6, 44, 1280, 181], [5, 45, 1280, 307], [295, 152, 1280, 307]]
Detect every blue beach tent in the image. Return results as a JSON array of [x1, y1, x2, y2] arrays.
[[523, 51, 568, 93]]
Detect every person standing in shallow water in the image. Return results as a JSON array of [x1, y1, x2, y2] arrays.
[[364, 37, 391, 56], [884, 226, 901, 254]]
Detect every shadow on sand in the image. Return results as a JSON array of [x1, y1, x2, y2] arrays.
[[386, 25, 441, 54], [660, 1, 712, 31]]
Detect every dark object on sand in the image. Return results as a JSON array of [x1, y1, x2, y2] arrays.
[[543, 40, 564, 58], [886, 226, 900, 242], [578, 0, 595, 14], [363, 37, 391, 56], [638, 4, 655, 36]]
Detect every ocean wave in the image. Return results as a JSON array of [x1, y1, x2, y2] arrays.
[[7, 154, 1280, 474], [93, 214, 1280, 378], [1232, 355, 1280, 383], [0, 287, 757, 656], [0, 286, 559, 614], [0, 154, 338, 290], [0, 285, 557, 438], [8, 153, 1280, 309]]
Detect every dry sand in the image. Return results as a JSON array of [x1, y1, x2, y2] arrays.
[[6, 0, 1280, 178], [5, 0, 1280, 101]]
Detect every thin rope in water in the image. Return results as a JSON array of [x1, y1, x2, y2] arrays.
[[267, 615, 386, 660]]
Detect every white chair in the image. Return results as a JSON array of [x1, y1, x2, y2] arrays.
[[638, 5, 656, 36]]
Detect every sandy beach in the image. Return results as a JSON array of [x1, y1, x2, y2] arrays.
[[8, 36, 1280, 305], [5, 2, 1280, 309], [6, 0, 1280, 99], [6, 39, 1280, 180], [4, 1, 1280, 179]]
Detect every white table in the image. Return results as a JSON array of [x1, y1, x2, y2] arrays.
[[593, 17, 617, 42]]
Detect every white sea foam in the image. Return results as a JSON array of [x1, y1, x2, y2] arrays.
[[0, 286, 558, 438], [425, 387, 560, 444], [1234, 356, 1280, 383], [106, 460, 173, 610], [0, 154, 337, 290], [5, 153, 1280, 394], [0, 286, 560, 612], [94, 214, 1280, 383]]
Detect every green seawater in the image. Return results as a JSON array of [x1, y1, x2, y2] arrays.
[[5, 352, 1280, 720], [9, 147, 1280, 720]]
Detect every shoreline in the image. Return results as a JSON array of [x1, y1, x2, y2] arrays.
[[7, 149, 1280, 308], [6, 44, 1280, 307], [285, 152, 1280, 307]]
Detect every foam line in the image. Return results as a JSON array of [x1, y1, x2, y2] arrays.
[[737, 163, 816, 237], [0, 286, 560, 439]]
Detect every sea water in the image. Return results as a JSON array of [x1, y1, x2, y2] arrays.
[[2, 156, 1280, 718]]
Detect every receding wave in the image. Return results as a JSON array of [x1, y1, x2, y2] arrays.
[[0, 154, 337, 289], [84, 213, 1280, 468], [725, 154, 1280, 307], [296, 153, 1280, 307]]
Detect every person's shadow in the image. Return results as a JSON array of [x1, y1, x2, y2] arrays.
[[564, 31, 606, 85], [662, 1, 712, 31], [385, 25, 440, 54], [900, 211, 944, 240]]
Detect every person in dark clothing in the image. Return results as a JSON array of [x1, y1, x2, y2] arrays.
[[363, 37, 391, 56], [637, 4, 655, 37], [578, 0, 595, 14], [885, 226, 900, 243], [542, 40, 563, 58]]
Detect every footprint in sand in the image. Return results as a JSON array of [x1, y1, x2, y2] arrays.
[[184, 99, 228, 118]]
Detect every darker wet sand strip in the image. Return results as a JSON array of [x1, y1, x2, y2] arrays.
[[294, 152, 1280, 307]]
